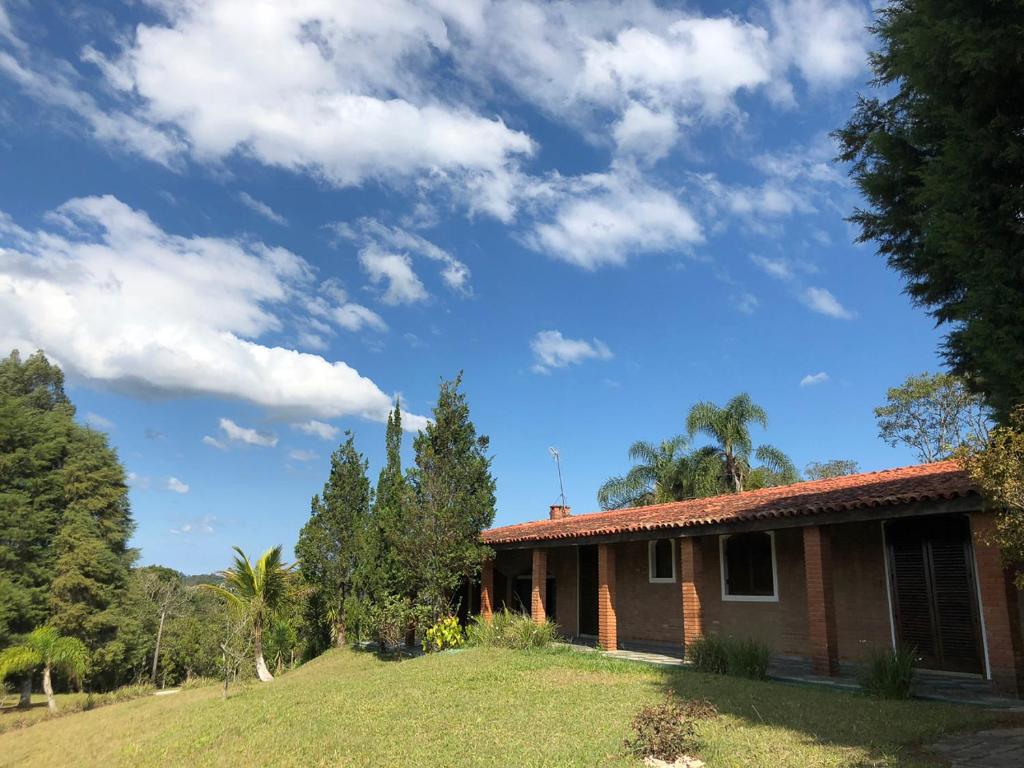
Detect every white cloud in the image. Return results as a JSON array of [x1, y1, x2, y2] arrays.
[[202, 435, 227, 451], [292, 420, 339, 441], [218, 417, 278, 448], [526, 171, 701, 268], [166, 476, 190, 494], [800, 371, 830, 387], [0, 195, 423, 425], [288, 448, 316, 462], [170, 514, 216, 535], [733, 293, 759, 315], [613, 103, 680, 163], [530, 330, 613, 374], [750, 254, 795, 281], [802, 286, 856, 320], [768, 0, 870, 88], [127, 471, 151, 490], [237, 192, 287, 226], [359, 246, 428, 306], [84, 0, 534, 217], [84, 411, 115, 430]]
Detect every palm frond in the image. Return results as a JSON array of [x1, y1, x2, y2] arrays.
[[0, 646, 42, 679], [754, 444, 799, 484], [49, 637, 89, 678]]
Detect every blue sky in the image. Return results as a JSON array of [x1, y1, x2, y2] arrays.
[[0, 0, 944, 574]]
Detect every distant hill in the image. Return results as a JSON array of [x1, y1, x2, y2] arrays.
[[183, 573, 221, 586]]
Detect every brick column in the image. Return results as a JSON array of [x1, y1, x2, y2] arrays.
[[803, 525, 839, 676], [531, 549, 548, 624], [480, 559, 494, 622], [598, 544, 617, 651], [971, 512, 1024, 695], [680, 537, 704, 652]]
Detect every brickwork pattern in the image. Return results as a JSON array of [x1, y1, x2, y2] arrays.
[[480, 559, 494, 622], [803, 525, 839, 676], [531, 549, 548, 624], [680, 537, 704, 650], [598, 544, 617, 650]]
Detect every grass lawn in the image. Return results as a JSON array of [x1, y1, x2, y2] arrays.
[[0, 646, 1016, 767]]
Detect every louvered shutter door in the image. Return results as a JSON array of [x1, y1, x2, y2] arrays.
[[927, 539, 983, 673], [890, 540, 939, 667]]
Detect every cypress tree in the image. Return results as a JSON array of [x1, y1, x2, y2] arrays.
[[295, 432, 371, 646]]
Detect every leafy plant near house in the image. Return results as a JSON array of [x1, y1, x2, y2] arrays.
[[365, 594, 425, 655], [688, 635, 771, 680], [623, 693, 717, 762], [466, 609, 555, 650], [859, 646, 916, 700], [423, 616, 465, 653], [687, 636, 728, 675]]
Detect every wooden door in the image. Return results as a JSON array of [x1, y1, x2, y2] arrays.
[[886, 516, 984, 674]]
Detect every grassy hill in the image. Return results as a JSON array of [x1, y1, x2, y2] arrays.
[[0, 646, 1012, 767]]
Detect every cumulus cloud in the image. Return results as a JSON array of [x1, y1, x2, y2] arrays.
[[530, 330, 613, 374], [359, 247, 428, 306], [802, 286, 856, 320], [166, 476, 190, 494], [525, 170, 701, 268], [292, 420, 339, 441], [800, 371, 829, 387], [613, 103, 680, 163], [237, 192, 287, 226], [218, 417, 278, 448], [0, 195, 423, 425]]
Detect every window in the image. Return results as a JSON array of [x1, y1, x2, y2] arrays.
[[720, 532, 777, 601], [648, 539, 676, 583]]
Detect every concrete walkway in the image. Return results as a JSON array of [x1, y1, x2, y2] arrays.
[[927, 728, 1024, 767]]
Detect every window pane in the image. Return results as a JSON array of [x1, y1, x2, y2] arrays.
[[724, 533, 774, 596], [653, 539, 673, 579]]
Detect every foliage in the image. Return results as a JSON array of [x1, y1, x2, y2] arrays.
[[295, 432, 371, 646], [598, 436, 695, 510], [465, 609, 555, 650], [0, 627, 89, 682], [859, 646, 916, 700], [804, 459, 860, 480], [835, 0, 1024, 422], [958, 406, 1024, 587], [686, 393, 798, 493], [423, 616, 465, 653], [623, 693, 715, 762], [875, 373, 991, 462], [364, 594, 425, 653], [688, 635, 770, 679], [687, 635, 728, 675], [404, 374, 496, 621], [201, 546, 295, 681], [0, 647, 1007, 767]]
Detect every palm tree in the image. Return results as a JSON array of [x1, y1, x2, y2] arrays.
[[598, 436, 694, 510], [686, 393, 798, 493], [0, 627, 89, 713], [201, 545, 294, 682]]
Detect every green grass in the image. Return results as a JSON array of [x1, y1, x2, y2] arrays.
[[0, 646, 1016, 767]]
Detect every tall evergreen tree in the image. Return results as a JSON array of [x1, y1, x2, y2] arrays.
[[0, 350, 137, 689], [358, 401, 412, 603], [295, 432, 371, 646], [405, 374, 496, 620], [836, 0, 1024, 420]]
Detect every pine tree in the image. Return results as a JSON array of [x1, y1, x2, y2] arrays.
[[295, 432, 371, 646], [405, 374, 496, 620]]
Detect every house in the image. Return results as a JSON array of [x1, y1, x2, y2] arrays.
[[479, 461, 1024, 696]]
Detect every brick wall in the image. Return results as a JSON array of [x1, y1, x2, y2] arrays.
[[831, 521, 892, 661], [549, 546, 579, 635], [615, 539, 684, 645]]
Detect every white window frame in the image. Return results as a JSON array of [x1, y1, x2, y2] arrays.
[[719, 531, 779, 602], [648, 539, 677, 583]]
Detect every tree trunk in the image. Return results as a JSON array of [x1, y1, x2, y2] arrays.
[[253, 624, 274, 682], [151, 608, 167, 686], [335, 615, 346, 647], [42, 665, 56, 713], [18, 676, 31, 708]]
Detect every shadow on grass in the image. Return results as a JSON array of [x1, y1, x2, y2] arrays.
[[649, 663, 1023, 768]]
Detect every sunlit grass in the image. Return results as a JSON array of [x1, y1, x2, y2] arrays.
[[0, 646, 1014, 767]]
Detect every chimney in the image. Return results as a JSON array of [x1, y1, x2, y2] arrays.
[[549, 504, 571, 520]]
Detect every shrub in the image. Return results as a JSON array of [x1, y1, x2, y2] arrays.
[[423, 616, 465, 653], [859, 646, 916, 699], [623, 694, 716, 761], [466, 609, 555, 650], [725, 637, 771, 680], [364, 595, 426, 653], [687, 635, 728, 674]]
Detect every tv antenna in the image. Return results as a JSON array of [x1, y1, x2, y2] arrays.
[[548, 446, 566, 508]]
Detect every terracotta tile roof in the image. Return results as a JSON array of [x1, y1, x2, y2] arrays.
[[482, 460, 979, 546]]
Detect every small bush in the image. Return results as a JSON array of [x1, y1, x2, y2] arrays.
[[725, 637, 771, 680], [364, 595, 424, 653], [859, 646, 915, 699], [466, 609, 555, 650], [624, 693, 715, 761], [687, 635, 728, 674], [423, 616, 465, 653], [688, 635, 771, 679]]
